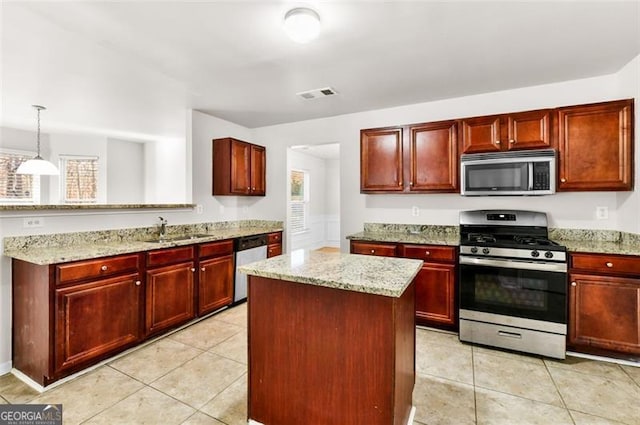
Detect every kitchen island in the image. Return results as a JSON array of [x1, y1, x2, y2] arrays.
[[239, 250, 423, 425]]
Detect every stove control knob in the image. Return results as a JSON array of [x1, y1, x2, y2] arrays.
[[531, 250, 540, 258], [470, 247, 478, 254], [482, 248, 490, 255], [544, 251, 554, 259]]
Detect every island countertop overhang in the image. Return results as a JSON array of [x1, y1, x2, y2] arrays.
[[238, 250, 423, 298]]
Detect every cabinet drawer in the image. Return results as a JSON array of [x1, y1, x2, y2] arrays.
[[199, 240, 233, 259], [571, 253, 640, 276], [350, 241, 397, 257], [399, 244, 456, 262], [147, 246, 194, 267], [267, 243, 282, 258], [56, 254, 140, 284], [267, 232, 282, 244]]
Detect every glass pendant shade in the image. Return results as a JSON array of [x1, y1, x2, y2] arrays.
[[16, 105, 59, 175], [284, 8, 321, 43]]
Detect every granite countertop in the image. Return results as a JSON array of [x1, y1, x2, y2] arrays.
[[238, 250, 423, 298], [347, 224, 640, 257], [4, 222, 283, 265]]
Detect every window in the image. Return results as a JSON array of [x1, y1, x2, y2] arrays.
[[290, 169, 308, 233], [60, 155, 98, 204], [0, 149, 40, 203]]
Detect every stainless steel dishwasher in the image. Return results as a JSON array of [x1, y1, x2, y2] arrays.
[[234, 234, 268, 303]]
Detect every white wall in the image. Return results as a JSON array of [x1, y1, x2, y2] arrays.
[[325, 158, 341, 246], [252, 55, 639, 252], [107, 138, 145, 204]]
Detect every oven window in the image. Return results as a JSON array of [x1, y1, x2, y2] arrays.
[[465, 162, 528, 191], [460, 264, 566, 323]]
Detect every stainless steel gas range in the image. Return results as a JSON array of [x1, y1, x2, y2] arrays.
[[458, 210, 568, 359]]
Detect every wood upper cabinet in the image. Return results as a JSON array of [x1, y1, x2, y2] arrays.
[[557, 99, 633, 191], [213, 137, 266, 196], [409, 121, 458, 192], [399, 244, 457, 329], [145, 246, 196, 336], [197, 240, 234, 316], [360, 127, 404, 192], [568, 252, 640, 356], [460, 109, 552, 154]]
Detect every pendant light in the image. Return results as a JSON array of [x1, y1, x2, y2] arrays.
[[16, 105, 59, 175], [283, 7, 321, 43]]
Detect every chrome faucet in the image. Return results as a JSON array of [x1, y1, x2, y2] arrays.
[[158, 216, 167, 240]]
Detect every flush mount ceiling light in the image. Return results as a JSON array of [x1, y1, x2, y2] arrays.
[[283, 7, 321, 43], [16, 105, 59, 175]]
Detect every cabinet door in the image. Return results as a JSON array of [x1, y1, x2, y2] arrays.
[[414, 263, 456, 327], [198, 254, 234, 316], [569, 273, 640, 355], [55, 273, 142, 373], [250, 145, 266, 195], [460, 115, 502, 154], [507, 109, 552, 151], [230, 139, 251, 194], [557, 99, 633, 191], [360, 127, 404, 192], [409, 121, 458, 192], [145, 262, 195, 336]]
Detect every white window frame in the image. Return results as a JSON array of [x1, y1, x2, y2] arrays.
[[290, 169, 309, 234], [0, 148, 41, 204], [59, 154, 99, 204]]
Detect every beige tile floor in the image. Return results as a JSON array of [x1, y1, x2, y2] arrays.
[[1, 303, 639, 425]]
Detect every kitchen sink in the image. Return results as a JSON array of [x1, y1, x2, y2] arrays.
[[144, 233, 211, 243]]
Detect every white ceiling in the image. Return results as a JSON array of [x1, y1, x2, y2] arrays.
[[3, 1, 640, 129], [291, 143, 340, 160]]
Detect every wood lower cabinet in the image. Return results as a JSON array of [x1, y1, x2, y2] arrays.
[[400, 244, 457, 329], [145, 246, 196, 336], [198, 240, 234, 316], [568, 253, 640, 356], [213, 137, 266, 196], [350, 240, 397, 257], [557, 99, 633, 191], [460, 109, 552, 154], [12, 253, 143, 386], [267, 231, 283, 258]]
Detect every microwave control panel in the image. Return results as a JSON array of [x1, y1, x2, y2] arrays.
[[533, 163, 550, 190]]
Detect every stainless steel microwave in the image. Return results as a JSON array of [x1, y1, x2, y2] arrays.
[[460, 149, 556, 196]]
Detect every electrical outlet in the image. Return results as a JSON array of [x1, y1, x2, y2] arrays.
[[23, 217, 44, 228], [411, 206, 419, 217], [195, 204, 203, 214], [596, 206, 609, 220]]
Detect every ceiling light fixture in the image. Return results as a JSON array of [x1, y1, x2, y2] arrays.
[[16, 105, 59, 175], [283, 7, 321, 43]]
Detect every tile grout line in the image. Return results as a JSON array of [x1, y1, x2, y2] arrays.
[[195, 372, 248, 423], [78, 384, 148, 424], [541, 360, 575, 425], [471, 347, 478, 425]]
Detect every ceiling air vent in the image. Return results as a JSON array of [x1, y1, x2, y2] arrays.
[[296, 87, 338, 100]]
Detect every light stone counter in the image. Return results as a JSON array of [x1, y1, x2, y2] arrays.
[[238, 250, 423, 298], [4, 221, 283, 265]]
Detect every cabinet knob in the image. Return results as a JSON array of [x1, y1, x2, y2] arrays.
[[191, 267, 196, 272], [495, 140, 501, 145], [247, 186, 250, 190], [398, 182, 402, 186], [509, 139, 516, 144], [370, 249, 375, 254], [425, 251, 430, 256], [571, 281, 576, 287], [252, 187, 256, 190], [135, 280, 141, 286], [606, 262, 613, 268], [201, 267, 206, 272], [101, 265, 108, 271], [409, 182, 413, 186], [560, 178, 566, 183]]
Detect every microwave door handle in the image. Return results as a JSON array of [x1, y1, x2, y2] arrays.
[[528, 162, 534, 190]]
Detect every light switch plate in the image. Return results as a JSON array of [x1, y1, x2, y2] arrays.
[[596, 206, 608, 220], [411, 206, 419, 217]]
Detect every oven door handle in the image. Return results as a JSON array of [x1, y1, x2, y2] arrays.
[[459, 256, 567, 273]]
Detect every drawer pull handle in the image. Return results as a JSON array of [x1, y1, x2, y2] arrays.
[[497, 330, 522, 339], [101, 265, 108, 271], [606, 262, 613, 268], [135, 280, 141, 286], [425, 251, 430, 256], [571, 281, 577, 287]]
